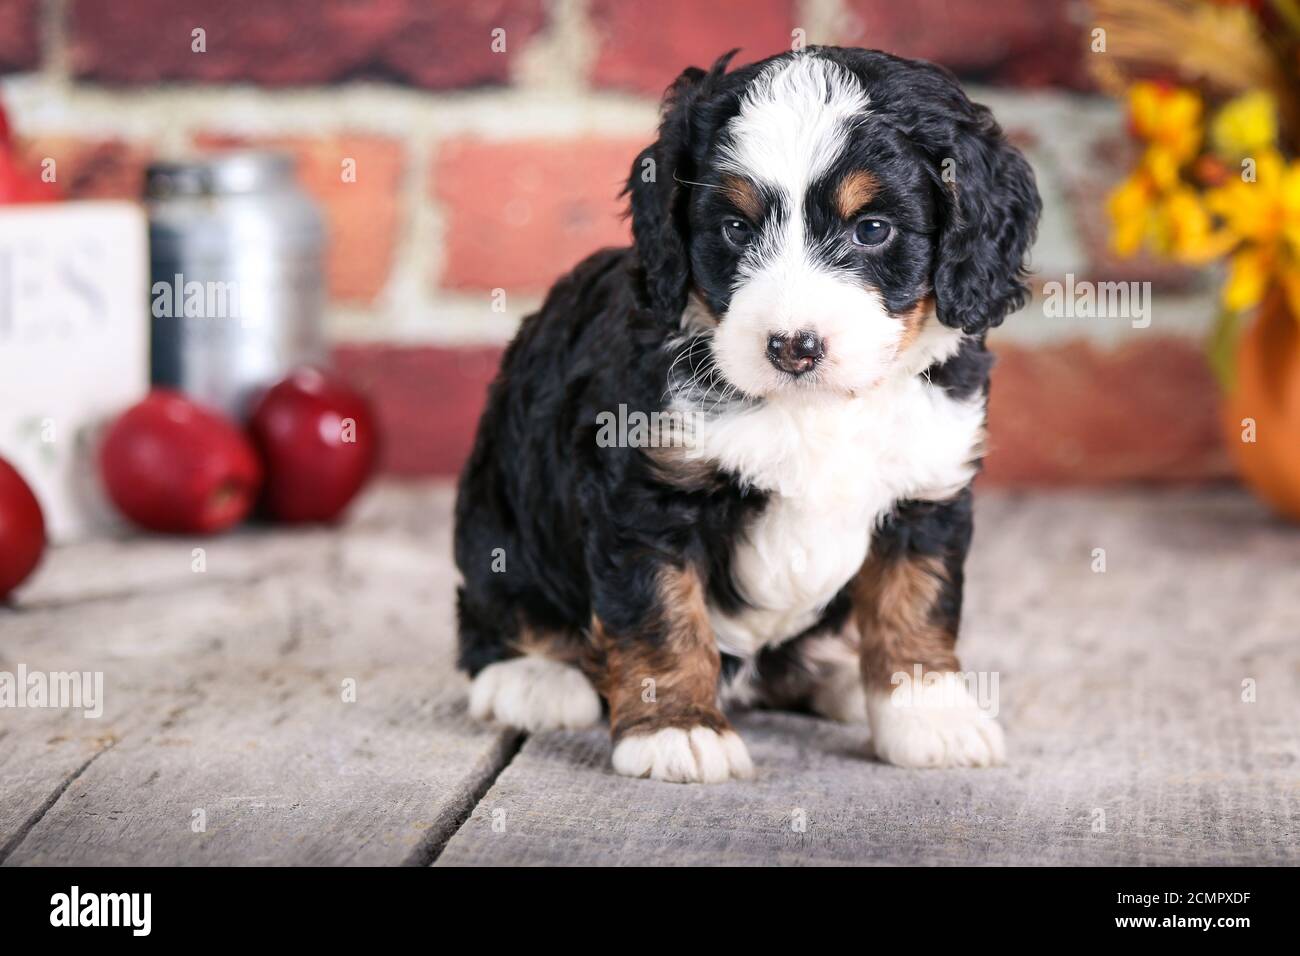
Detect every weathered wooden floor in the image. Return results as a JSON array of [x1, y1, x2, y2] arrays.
[[1, 484, 1296, 866]]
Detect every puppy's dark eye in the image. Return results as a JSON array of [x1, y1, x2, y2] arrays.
[[722, 219, 752, 248], [853, 218, 891, 247]]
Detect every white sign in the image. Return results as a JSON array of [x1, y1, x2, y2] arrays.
[[0, 201, 149, 541]]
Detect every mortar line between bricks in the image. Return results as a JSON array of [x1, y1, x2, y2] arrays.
[[39, 0, 71, 82], [0, 738, 117, 866], [402, 728, 525, 868]]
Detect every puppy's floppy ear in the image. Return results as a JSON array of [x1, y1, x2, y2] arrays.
[[915, 68, 1041, 334], [626, 51, 738, 327]]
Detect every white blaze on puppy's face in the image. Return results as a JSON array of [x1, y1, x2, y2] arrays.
[[713, 55, 899, 398]]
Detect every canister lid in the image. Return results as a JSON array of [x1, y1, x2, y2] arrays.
[[146, 151, 296, 198]]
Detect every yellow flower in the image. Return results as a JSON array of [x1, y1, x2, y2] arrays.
[[1107, 171, 1156, 257], [1122, 84, 1205, 194], [1206, 150, 1289, 245], [1128, 82, 1203, 162], [1204, 149, 1300, 313], [1160, 186, 1233, 263], [1211, 90, 1277, 160], [1141, 144, 1186, 192], [1221, 245, 1300, 319], [1107, 169, 1232, 263], [1222, 246, 1271, 312], [1109, 81, 1300, 319]]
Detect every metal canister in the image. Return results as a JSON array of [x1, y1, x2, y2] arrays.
[[145, 151, 325, 420]]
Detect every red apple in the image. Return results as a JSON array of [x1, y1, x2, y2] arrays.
[[0, 456, 45, 599], [99, 390, 262, 534], [248, 367, 378, 523], [0, 101, 60, 204]]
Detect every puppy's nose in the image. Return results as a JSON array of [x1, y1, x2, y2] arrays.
[[766, 330, 824, 376]]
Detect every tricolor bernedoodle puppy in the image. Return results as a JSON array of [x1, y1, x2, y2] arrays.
[[454, 46, 1040, 783]]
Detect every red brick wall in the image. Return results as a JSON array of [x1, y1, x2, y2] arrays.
[[0, 0, 40, 73], [57, 0, 1087, 90], [66, 0, 547, 87], [0, 0, 1230, 484]]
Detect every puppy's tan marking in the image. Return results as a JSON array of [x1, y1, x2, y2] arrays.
[[595, 565, 729, 739], [644, 443, 720, 492], [836, 169, 880, 219], [511, 623, 602, 680], [854, 554, 959, 689], [895, 294, 935, 354], [721, 175, 763, 221]]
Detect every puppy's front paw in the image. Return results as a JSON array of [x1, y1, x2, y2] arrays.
[[468, 656, 601, 732], [866, 673, 1005, 769], [612, 726, 754, 783]]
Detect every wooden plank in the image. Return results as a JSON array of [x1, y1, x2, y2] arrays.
[[0, 708, 128, 863], [1, 484, 519, 866], [8, 486, 1297, 866], [435, 490, 1300, 866], [5, 666, 516, 866], [7, 484, 428, 609]]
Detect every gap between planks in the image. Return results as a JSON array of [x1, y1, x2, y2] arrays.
[[403, 728, 525, 867], [0, 739, 117, 865]]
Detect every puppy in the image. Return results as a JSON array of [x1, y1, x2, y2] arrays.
[[454, 47, 1040, 783]]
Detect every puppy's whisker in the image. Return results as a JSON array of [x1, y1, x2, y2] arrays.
[[673, 175, 720, 189], [664, 332, 715, 402], [667, 333, 717, 401]]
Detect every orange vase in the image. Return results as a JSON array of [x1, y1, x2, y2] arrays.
[[1222, 285, 1300, 521]]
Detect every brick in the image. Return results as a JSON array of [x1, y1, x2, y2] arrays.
[[197, 134, 405, 304], [332, 344, 503, 477], [985, 337, 1230, 484], [841, 0, 1090, 90], [16, 137, 153, 200], [433, 136, 642, 293], [0, 0, 40, 73], [68, 0, 544, 88], [590, 0, 798, 95]]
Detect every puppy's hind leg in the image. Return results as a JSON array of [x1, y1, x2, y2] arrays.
[[736, 623, 868, 723]]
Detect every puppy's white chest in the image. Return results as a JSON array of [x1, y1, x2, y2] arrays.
[[716, 498, 874, 655], [688, 377, 985, 658]]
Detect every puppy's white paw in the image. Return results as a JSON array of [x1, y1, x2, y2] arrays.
[[612, 726, 754, 783], [867, 673, 1005, 769], [468, 656, 601, 732]]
